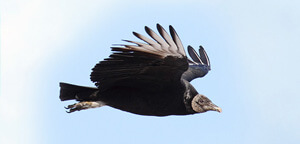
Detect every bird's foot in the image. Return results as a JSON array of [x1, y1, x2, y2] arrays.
[[65, 101, 106, 113]]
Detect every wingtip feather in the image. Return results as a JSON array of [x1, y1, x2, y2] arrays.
[[187, 45, 203, 64], [199, 45, 210, 67]]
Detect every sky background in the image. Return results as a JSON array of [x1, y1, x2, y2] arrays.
[[1, 0, 300, 144]]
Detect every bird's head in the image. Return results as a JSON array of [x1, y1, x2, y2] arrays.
[[191, 94, 222, 113]]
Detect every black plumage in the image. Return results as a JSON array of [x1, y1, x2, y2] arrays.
[[59, 24, 221, 116]]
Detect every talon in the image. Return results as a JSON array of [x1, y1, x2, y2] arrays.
[[64, 103, 78, 113], [66, 103, 76, 109], [66, 107, 78, 113], [64, 101, 105, 113], [66, 109, 76, 113]]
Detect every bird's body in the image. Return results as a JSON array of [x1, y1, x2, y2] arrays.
[[60, 24, 221, 116], [98, 79, 189, 116]]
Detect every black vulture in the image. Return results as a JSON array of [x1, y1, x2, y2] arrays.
[[59, 24, 221, 116]]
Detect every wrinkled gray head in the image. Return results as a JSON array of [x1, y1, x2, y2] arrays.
[[191, 94, 222, 113]]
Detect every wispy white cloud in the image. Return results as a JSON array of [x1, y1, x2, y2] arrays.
[[1, 0, 114, 143]]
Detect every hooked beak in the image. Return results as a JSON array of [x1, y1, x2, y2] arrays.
[[214, 107, 222, 113], [210, 103, 222, 113], [209, 103, 222, 113]]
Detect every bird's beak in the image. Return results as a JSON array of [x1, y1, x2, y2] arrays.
[[214, 107, 222, 113], [209, 103, 222, 113]]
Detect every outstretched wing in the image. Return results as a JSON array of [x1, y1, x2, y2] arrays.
[[90, 24, 188, 89], [181, 45, 211, 82]]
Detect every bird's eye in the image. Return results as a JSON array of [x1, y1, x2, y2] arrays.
[[199, 100, 204, 103]]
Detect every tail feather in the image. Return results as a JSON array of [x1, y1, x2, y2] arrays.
[[59, 82, 98, 101]]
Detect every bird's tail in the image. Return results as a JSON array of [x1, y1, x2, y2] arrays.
[[59, 82, 98, 101]]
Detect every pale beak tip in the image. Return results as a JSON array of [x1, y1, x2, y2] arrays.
[[215, 107, 222, 113]]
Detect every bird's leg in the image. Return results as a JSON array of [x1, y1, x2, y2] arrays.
[[65, 101, 105, 113]]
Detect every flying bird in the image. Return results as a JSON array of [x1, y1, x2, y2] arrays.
[[59, 24, 221, 116]]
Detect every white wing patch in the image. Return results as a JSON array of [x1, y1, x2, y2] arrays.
[[119, 24, 187, 58]]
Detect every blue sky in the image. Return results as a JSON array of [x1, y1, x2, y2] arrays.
[[1, 0, 300, 144]]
